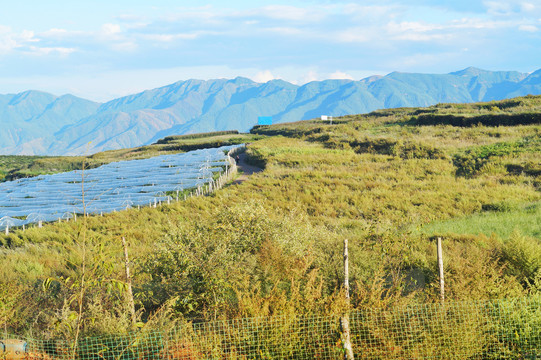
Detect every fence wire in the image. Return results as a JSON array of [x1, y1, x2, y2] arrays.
[[2, 296, 540, 360]]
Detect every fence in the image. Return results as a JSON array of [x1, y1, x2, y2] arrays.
[[3, 295, 540, 360], [193, 145, 243, 196]]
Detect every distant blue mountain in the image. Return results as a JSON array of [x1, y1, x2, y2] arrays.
[[0, 91, 99, 154], [1, 67, 540, 155]]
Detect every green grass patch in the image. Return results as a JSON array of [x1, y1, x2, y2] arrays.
[[154, 130, 241, 143], [419, 201, 541, 240], [452, 137, 541, 177]]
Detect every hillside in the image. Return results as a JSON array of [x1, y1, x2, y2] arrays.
[[0, 95, 540, 356], [0, 92, 99, 154], [1, 67, 541, 155]]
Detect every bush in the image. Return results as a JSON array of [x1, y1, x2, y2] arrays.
[[481, 201, 516, 212], [501, 231, 541, 285], [351, 137, 397, 155], [391, 141, 447, 160]]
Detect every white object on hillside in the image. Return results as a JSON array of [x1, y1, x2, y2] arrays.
[[0, 145, 242, 228]]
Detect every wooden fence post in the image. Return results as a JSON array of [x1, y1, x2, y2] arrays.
[[122, 237, 137, 327], [341, 238, 354, 360], [437, 237, 445, 302]]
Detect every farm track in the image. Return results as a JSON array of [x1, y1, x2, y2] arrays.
[[234, 151, 263, 184]]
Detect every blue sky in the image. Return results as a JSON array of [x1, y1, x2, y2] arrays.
[[1, 0, 540, 101]]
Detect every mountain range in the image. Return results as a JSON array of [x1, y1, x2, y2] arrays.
[[1, 67, 540, 155]]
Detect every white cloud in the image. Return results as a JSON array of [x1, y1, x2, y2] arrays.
[[328, 71, 354, 80], [449, 18, 500, 29], [393, 33, 450, 41], [41, 28, 69, 38], [25, 46, 76, 56], [20, 30, 38, 42], [519, 24, 539, 31], [262, 27, 304, 36], [484, 1, 515, 15], [115, 14, 150, 30], [116, 14, 145, 22], [257, 5, 326, 22], [342, 4, 399, 19], [388, 52, 451, 68], [142, 33, 199, 42], [102, 23, 122, 36], [0, 38, 18, 53], [162, 6, 222, 24], [300, 71, 319, 83], [253, 70, 277, 83], [335, 27, 371, 43], [0, 26, 18, 53], [388, 23, 451, 41], [97, 23, 141, 52], [521, 2, 537, 12], [484, 0, 541, 16], [0, 26, 75, 57], [389, 21, 442, 33], [0, 26, 41, 54]]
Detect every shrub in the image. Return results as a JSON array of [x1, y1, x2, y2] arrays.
[[391, 141, 447, 160], [351, 137, 397, 155], [501, 231, 541, 286]]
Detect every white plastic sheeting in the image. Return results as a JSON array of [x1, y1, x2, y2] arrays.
[[0, 145, 240, 228]]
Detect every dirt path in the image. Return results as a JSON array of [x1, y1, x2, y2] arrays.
[[234, 151, 263, 184]]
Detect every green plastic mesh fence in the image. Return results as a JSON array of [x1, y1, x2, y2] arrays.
[[2, 296, 540, 360]]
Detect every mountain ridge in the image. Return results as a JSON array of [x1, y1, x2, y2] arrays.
[[1, 67, 540, 155]]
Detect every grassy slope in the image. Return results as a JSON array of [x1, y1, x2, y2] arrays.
[[1, 95, 540, 337]]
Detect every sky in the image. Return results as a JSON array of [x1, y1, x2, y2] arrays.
[[1, 0, 540, 102]]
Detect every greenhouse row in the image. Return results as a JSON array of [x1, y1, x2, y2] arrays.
[[0, 145, 240, 229]]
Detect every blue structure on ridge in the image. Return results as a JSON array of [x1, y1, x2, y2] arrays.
[[258, 116, 272, 126]]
